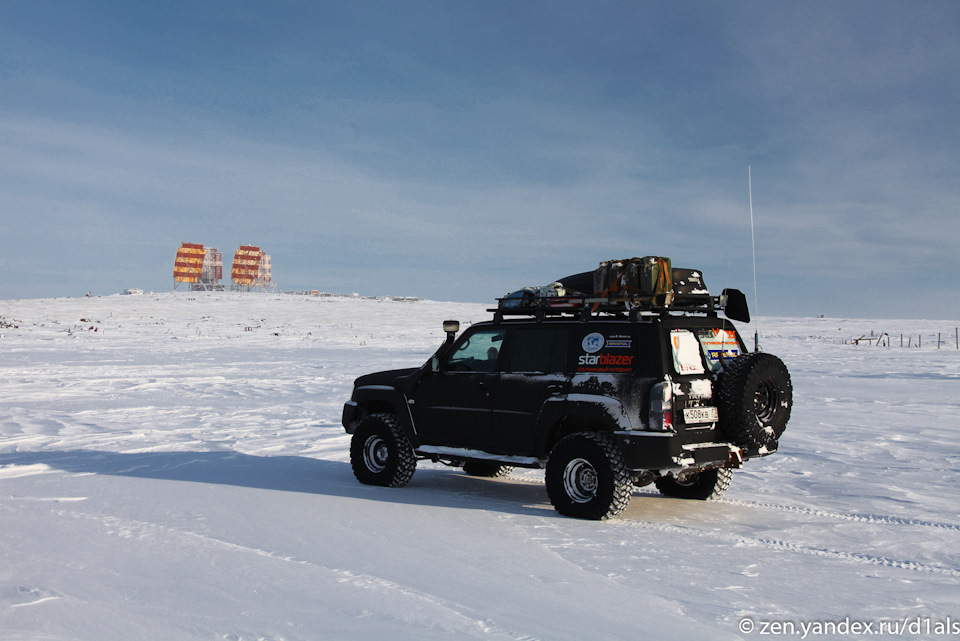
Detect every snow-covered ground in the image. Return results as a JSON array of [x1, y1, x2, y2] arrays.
[[1, 293, 958, 640]]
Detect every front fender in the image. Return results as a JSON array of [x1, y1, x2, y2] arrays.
[[343, 385, 420, 447]]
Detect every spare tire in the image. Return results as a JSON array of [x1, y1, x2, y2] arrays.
[[717, 352, 792, 450]]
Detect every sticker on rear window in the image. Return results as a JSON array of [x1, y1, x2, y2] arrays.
[[697, 328, 741, 372], [671, 330, 705, 375]]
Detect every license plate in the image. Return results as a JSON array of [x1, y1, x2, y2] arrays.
[[683, 406, 718, 424]]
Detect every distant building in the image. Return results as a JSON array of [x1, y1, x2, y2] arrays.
[[173, 243, 223, 291], [231, 245, 278, 292]]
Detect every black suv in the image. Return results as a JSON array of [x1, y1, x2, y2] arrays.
[[342, 265, 792, 519]]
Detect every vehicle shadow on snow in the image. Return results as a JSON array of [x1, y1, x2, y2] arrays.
[[0, 449, 560, 518]]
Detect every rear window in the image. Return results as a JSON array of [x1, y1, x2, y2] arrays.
[[670, 328, 742, 375], [697, 328, 742, 373], [670, 330, 705, 375]]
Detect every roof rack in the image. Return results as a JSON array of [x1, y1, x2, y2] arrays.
[[489, 292, 722, 323]]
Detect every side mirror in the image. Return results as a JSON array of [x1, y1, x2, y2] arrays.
[[720, 289, 750, 323]]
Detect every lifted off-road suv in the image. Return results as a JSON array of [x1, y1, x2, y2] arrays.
[[342, 262, 792, 519]]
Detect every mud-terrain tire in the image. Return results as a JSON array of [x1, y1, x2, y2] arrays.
[[718, 352, 792, 449], [350, 413, 417, 487], [655, 467, 733, 500], [545, 432, 632, 520], [462, 461, 514, 478]]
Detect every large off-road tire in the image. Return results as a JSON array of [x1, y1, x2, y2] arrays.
[[545, 432, 632, 520], [655, 467, 733, 500], [462, 461, 514, 478], [718, 352, 793, 450], [350, 413, 417, 487]]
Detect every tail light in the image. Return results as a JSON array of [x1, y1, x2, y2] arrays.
[[650, 381, 674, 432]]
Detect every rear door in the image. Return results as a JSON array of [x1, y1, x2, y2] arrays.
[[491, 326, 569, 454], [667, 322, 745, 441]]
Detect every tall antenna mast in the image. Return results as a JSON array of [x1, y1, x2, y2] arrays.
[[749, 166, 760, 352]]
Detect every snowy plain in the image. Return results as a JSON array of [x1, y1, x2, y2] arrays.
[[1, 292, 958, 641]]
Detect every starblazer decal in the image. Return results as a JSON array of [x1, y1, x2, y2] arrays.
[[577, 332, 635, 373]]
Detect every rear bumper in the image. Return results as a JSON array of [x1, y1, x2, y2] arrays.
[[614, 431, 738, 471], [615, 431, 680, 469]]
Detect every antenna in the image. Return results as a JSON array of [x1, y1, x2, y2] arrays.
[[748, 166, 760, 352]]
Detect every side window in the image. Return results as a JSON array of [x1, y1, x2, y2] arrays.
[[575, 327, 638, 374], [505, 328, 567, 373], [634, 324, 659, 377], [446, 328, 505, 373]]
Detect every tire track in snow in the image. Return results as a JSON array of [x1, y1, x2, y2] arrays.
[[620, 520, 960, 577], [418, 480, 960, 577], [720, 498, 960, 532], [52, 509, 540, 641], [330, 570, 541, 641]]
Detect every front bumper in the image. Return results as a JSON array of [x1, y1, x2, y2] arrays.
[[341, 401, 359, 433]]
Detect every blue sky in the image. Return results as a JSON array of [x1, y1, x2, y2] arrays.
[[1, 1, 957, 319]]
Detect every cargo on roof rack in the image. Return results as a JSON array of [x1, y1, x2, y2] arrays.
[[493, 260, 750, 323]]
